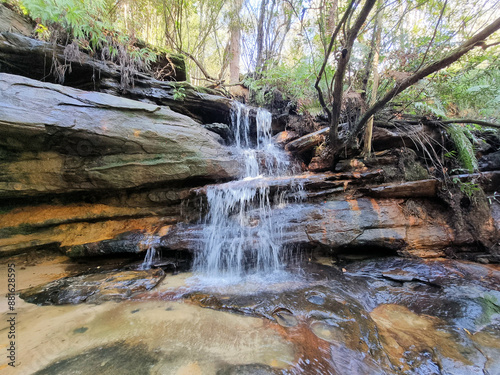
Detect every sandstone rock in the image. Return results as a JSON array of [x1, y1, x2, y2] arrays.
[[273, 130, 299, 146], [0, 73, 240, 198], [0, 4, 33, 36], [202, 122, 233, 143], [0, 202, 176, 256], [160, 198, 460, 255]]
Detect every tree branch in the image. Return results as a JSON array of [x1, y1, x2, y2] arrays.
[[414, 0, 447, 72], [344, 16, 500, 149], [179, 49, 218, 82], [329, 0, 377, 151], [314, 0, 357, 121], [437, 118, 500, 129]]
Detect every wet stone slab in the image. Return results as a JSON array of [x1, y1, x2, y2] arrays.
[[20, 268, 165, 305]]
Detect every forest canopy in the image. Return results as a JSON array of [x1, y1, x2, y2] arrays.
[[4, 0, 500, 127]]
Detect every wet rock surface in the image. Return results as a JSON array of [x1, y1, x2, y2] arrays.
[[34, 343, 158, 375], [20, 268, 165, 305], [8, 252, 500, 374], [161, 197, 461, 257], [184, 257, 500, 375]]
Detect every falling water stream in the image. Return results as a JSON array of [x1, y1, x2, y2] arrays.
[[193, 102, 299, 279]]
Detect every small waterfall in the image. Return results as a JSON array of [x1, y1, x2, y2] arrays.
[[140, 235, 160, 270], [194, 102, 299, 278]]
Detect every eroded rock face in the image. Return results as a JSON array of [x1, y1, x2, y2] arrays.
[[0, 73, 240, 198], [161, 198, 457, 257]]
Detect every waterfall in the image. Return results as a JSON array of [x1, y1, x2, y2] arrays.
[[140, 235, 160, 270], [194, 102, 298, 278]]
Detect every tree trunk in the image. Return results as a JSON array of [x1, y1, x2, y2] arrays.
[[255, 0, 268, 72], [229, 0, 243, 85], [329, 0, 377, 159], [229, 25, 241, 84], [326, 0, 338, 35], [362, 0, 383, 156]]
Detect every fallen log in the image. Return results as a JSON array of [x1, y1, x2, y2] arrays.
[[285, 127, 329, 154], [190, 169, 384, 197], [360, 179, 439, 198]]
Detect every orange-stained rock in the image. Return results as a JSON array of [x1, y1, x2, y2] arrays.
[[0, 201, 177, 256], [273, 130, 300, 146], [160, 197, 475, 256]]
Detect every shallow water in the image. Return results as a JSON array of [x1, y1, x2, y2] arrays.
[[2, 252, 499, 374]]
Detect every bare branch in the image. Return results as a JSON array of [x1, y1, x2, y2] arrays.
[[437, 119, 500, 129], [345, 16, 500, 149], [314, 0, 357, 120], [415, 0, 448, 72]]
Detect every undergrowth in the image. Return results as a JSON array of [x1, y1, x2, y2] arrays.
[[14, 0, 157, 87], [446, 124, 479, 173]]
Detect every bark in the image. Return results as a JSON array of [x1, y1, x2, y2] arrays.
[[229, 0, 244, 84], [255, 0, 268, 71], [326, 0, 339, 35], [329, 0, 377, 155], [361, 179, 439, 198], [285, 127, 330, 154], [437, 119, 500, 129], [314, 0, 356, 120], [362, 0, 383, 156], [229, 26, 241, 84]]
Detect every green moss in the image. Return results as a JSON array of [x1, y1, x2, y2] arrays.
[[167, 53, 187, 81], [476, 294, 500, 326], [0, 223, 35, 238], [65, 244, 86, 258]]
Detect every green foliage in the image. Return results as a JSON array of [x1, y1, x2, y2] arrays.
[[172, 86, 187, 101], [432, 54, 500, 120], [243, 58, 332, 110], [19, 0, 157, 87], [447, 124, 479, 173], [21, 0, 109, 48], [452, 178, 481, 199]]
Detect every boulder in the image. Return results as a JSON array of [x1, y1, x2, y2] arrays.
[[478, 150, 500, 171], [0, 30, 235, 123], [0, 73, 240, 198], [202, 122, 233, 143]]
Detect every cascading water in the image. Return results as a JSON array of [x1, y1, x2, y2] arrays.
[[140, 234, 160, 270], [194, 102, 299, 279]]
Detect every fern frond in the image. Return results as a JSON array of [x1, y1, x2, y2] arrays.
[[447, 124, 479, 173]]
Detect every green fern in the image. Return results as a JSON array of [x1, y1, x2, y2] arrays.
[[447, 124, 479, 173]]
